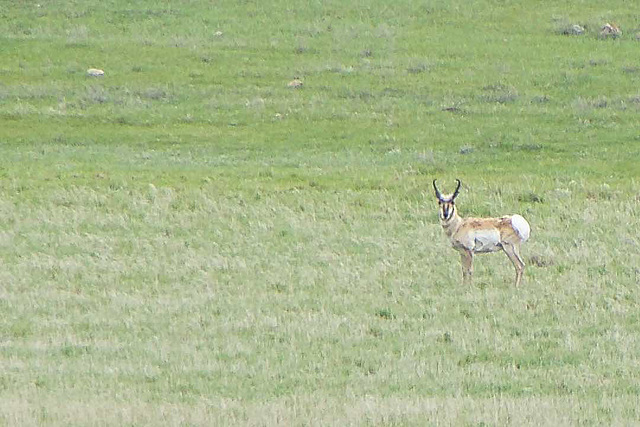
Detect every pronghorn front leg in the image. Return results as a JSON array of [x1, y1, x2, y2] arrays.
[[459, 249, 474, 284], [502, 243, 525, 286]]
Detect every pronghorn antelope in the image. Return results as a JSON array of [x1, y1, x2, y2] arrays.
[[433, 179, 531, 286]]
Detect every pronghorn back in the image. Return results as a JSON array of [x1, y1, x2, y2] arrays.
[[454, 215, 527, 252]]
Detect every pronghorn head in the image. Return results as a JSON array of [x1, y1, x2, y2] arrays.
[[433, 179, 462, 221]]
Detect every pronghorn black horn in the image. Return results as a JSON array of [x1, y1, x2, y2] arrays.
[[451, 179, 462, 200], [433, 179, 443, 200]]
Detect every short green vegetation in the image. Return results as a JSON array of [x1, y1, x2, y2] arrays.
[[1, 0, 639, 425]]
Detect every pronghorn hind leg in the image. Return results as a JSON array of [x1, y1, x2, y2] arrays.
[[514, 244, 526, 285], [502, 243, 525, 286], [459, 249, 474, 285], [513, 244, 525, 268]]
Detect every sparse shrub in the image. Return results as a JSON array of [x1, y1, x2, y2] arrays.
[[480, 83, 519, 104], [438, 332, 453, 343], [528, 255, 555, 267], [531, 95, 550, 104], [83, 86, 108, 104], [140, 87, 169, 101], [407, 63, 430, 74], [375, 308, 395, 320], [518, 192, 544, 203], [66, 25, 89, 45], [516, 144, 543, 152]]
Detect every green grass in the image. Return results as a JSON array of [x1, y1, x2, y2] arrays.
[[2, 0, 640, 425]]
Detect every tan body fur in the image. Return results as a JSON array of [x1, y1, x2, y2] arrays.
[[434, 179, 530, 286]]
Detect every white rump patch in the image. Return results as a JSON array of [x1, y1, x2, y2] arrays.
[[511, 214, 530, 242]]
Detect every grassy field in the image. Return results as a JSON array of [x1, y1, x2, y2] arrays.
[[2, 0, 640, 425]]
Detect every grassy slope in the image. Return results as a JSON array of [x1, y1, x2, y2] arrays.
[[1, 0, 640, 425]]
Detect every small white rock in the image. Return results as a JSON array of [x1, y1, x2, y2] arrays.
[[600, 23, 622, 38], [87, 68, 105, 77], [288, 77, 303, 88]]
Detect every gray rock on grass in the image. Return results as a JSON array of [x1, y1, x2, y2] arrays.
[[87, 68, 105, 77], [562, 24, 585, 35]]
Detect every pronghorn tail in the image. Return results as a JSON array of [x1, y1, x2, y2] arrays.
[[511, 214, 530, 242]]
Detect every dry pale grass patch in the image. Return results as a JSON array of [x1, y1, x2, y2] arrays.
[[4, 395, 640, 426], [1, 181, 640, 426]]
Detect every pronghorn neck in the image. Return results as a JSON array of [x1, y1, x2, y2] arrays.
[[440, 208, 462, 237]]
